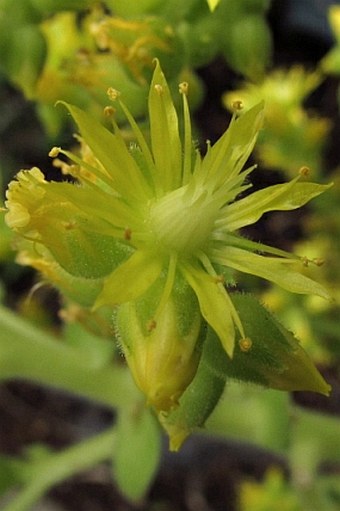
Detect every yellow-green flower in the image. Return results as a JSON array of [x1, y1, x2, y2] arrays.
[[4, 61, 331, 414]]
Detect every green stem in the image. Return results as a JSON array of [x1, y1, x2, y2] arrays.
[[0, 305, 138, 409], [3, 427, 116, 511]]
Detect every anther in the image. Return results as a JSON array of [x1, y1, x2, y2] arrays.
[[232, 100, 243, 111], [104, 106, 116, 117], [239, 337, 252, 352], [313, 257, 324, 267], [299, 166, 310, 177], [179, 82, 189, 95], [107, 87, 121, 101], [49, 147, 61, 158]]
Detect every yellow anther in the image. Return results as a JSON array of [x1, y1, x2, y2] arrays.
[[49, 147, 61, 158], [239, 337, 252, 352], [107, 87, 121, 101], [179, 82, 189, 95], [104, 106, 116, 117], [232, 100, 243, 111]]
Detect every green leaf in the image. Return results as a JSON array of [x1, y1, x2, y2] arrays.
[[114, 407, 161, 501]]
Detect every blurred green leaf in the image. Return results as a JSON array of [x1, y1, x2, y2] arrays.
[[114, 406, 161, 501]]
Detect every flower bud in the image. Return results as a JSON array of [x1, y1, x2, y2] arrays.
[[114, 272, 204, 412]]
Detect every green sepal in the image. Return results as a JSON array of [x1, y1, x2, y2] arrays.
[[228, 293, 331, 395], [159, 326, 228, 451]]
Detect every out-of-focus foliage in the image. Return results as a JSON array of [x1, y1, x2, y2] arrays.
[[0, 0, 272, 137], [224, 68, 331, 179]]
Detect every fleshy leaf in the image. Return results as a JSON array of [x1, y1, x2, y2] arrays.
[[95, 250, 163, 308]]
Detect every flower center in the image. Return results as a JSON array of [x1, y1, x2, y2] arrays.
[[148, 185, 219, 255]]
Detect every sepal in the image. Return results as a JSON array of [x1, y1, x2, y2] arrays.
[[228, 293, 331, 395]]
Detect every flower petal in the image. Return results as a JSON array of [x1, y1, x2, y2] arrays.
[[220, 180, 332, 231], [59, 102, 151, 201], [180, 263, 235, 357], [94, 250, 163, 308], [149, 60, 182, 193], [212, 246, 331, 300], [199, 102, 264, 190]]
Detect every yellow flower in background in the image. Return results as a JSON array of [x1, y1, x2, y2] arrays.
[[4, 61, 331, 417]]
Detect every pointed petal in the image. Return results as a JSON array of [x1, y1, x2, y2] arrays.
[[180, 263, 235, 357], [199, 102, 264, 189], [149, 60, 182, 192], [94, 251, 163, 308], [221, 180, 333, 231], [58, 102, 151, 201], [212, 246, 331, 300]]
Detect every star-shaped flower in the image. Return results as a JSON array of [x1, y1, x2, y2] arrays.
[[5, 60, 331, 413]]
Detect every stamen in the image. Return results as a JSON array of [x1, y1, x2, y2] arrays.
[[49, 147, 61, 158], [180, 81, 192, 185], [198, 250, 246, 339], [232, 100, 243, 112], [107, 87, 121, 101], [52, 147, 114, 189], [104, 106, 116, 117], [179, 81, 189, 95]]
